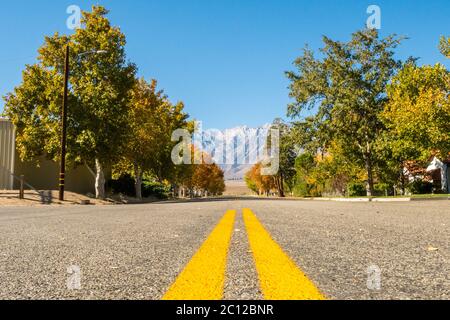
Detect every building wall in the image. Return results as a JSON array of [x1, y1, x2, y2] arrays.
[[13, 158, 95, 195], [444, 156, 450, 193], [0, 119, 95, 194], [0, 119, 15, 189]]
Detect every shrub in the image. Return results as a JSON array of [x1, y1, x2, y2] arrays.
[[347, 182, 367, 197], [374, 183, 392, 197], [408, 180, 433, 195], [108, 174, 170, 199], [293, 182, 310, 197], [107, 174, 135, 197], [142, 181, 170, 199], [244, 175, 259, 195], [292, 180, 321, 197]]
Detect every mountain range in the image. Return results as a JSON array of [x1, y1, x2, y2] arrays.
[[195, 124, 271, 180]]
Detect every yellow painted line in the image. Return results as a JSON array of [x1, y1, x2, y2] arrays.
[[243, 208, 326, 300], [162, 210, 236, 300]]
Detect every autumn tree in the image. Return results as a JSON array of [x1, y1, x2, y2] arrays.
[[191, 150, 225, 197], [192, 163, 226, 196], [171, 146, 225, 198], [286, 29, 405, 196], [4, 6, 136, 199], [119, 78, 189, 199], [245, 163, 276, 196]]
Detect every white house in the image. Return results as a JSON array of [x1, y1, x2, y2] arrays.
[[427, 156, 450, 193]]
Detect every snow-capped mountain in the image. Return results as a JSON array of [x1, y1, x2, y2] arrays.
[[193, 124, 271, 180]]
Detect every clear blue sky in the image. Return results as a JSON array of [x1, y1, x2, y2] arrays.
[[1, 0, 449, 129]]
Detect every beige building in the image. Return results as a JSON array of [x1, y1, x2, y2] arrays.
[[0, 119, 16, 190], [0, 118, 95, 194]]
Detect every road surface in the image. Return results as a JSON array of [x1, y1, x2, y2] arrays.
[[0, 199, 448, 300]]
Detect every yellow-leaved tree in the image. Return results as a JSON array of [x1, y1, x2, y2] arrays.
[[120, 78, 189, 200], [383, 63, 450, 162]]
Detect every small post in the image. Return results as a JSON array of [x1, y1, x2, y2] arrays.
[[19, 175, 25, 200], [40, 191, 53, 205]]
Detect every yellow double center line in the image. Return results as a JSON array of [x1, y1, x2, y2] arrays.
[[163, 209, 325, 300], [163, 210, 236, 300], [243, 209, 325, 300]]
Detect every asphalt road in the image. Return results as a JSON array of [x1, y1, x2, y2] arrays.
[[0, 199, 448, 300]]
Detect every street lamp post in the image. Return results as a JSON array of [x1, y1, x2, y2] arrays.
[[59, 45, 70, 201], [59, 46, 107, 201]]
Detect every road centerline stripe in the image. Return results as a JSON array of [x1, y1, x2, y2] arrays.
[[243, 208, 326, 300], [162, 210, 236, 300]]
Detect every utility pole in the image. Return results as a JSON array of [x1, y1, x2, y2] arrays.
[[59, 45, 70, 201], [58, 47, 106, 201]]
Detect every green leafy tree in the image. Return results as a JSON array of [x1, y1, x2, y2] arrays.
[[270, 119, 297, 197], [293, 143, 364, 198], [286, 29, 405, 196], [439, 36, 450, 58], [4, 6, 136, 199], [293, 152, 316, 197]]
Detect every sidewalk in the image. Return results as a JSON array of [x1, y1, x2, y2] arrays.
[[0, 190, 111, 206]]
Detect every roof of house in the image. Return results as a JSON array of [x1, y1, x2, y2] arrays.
[[404, 161, 428, 176]]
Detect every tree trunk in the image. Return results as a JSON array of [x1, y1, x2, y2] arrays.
[[95, 158, 106, 200], [400, 167, 406, 195], [173, 185, 180, 198], [364, 155, 375, 197], [277, 174, 285, 198], [134, 163, 143, 201]]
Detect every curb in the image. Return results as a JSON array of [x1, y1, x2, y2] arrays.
[[305, 197, 449, 202]]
